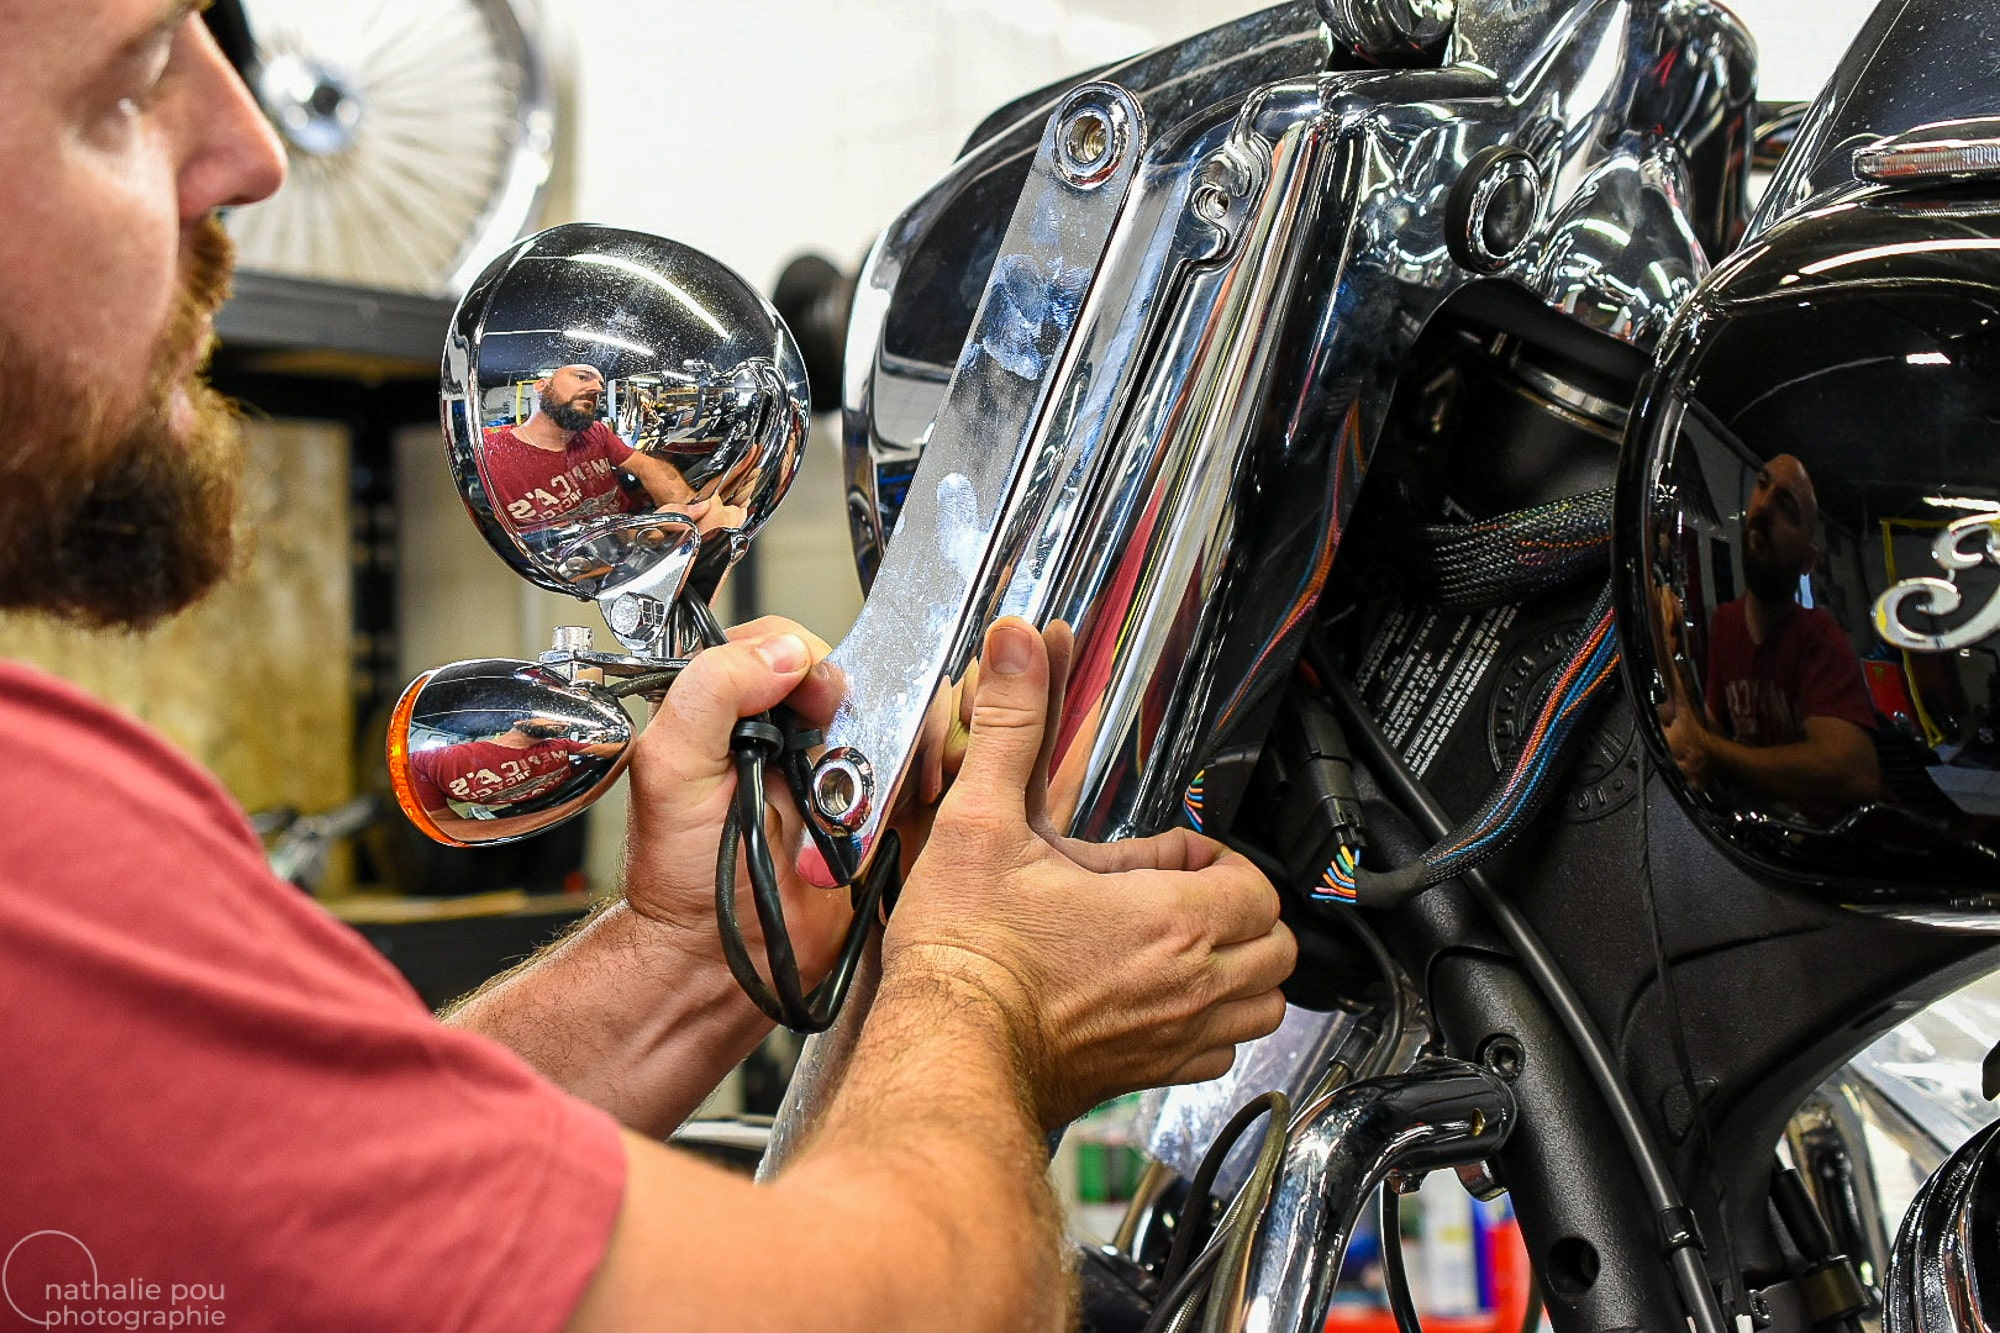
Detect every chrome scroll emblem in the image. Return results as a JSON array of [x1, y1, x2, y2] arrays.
[[1874, 515, 2000, 653]]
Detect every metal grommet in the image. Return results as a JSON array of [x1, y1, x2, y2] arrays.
[[1446, 145, 1543, 274], [811, 747, 876, 830], [1054, 88, 1131, 188]]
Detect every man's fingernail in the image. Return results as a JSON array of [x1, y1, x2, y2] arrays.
[[757, 634, 809, 673], [989, 623, 1033, 675]]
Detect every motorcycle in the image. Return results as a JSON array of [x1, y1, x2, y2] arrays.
[[387, 0, 2000, 1328]]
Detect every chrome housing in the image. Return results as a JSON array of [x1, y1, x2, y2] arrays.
[[1885, 1120, 2000, 1332], [1618, 39, 2000, 917], [385, 657, 634, 847], [820, 0, 1752, 871], [442, 223, 809, 658]]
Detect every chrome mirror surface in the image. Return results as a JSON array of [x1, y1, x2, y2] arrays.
[[1619, 192, 2000, 915], [386, 657, 634, 847], [442, 223, 809, 649]]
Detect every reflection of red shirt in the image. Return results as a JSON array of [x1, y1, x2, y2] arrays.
[[1704, 600, 1876, 745], [481, 422, 635, 532], [409, 738, 589, 810]]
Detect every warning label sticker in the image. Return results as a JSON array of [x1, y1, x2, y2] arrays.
[[1353, 602, 1518, 778]]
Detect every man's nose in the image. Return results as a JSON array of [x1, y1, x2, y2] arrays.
[[177, 17, 288, 221]]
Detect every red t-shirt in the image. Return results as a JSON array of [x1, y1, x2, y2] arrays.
[[1703, 599, 1877, 745], [482, 422, 636, 532], [0, 662, 624, 1330], [410, 737, 590, 811]]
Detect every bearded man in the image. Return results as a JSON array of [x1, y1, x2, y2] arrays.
[[482, 363, 703, 534], [0, 4, 1295, 1329], [1667, 453, 1880, 813]]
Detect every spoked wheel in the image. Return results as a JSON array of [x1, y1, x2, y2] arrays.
[[223, 0, 554, 294]]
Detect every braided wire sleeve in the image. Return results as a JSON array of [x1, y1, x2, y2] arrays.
[[1407, 486, 1614, 611]]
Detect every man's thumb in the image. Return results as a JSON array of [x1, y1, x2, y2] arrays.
[[953, 618, 1050, 804], [655, 632, 811, 766]]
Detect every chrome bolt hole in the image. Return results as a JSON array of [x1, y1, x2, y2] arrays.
[[1065, 111, 1111, 169], [1193, 184, 1230, 223], [812, 749, 874, 829], [815, 766, 858, 817]]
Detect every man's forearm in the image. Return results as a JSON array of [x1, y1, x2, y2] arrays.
[[574, 964, 1068, 1332], [443, 901, 770, 1137], [626, 452, 695, 504], [766, 965, 1067, 1329], [1706, 732, 1876, 806]]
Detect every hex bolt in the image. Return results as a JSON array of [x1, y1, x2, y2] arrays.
[[1478, 1033, 1526, 1081]]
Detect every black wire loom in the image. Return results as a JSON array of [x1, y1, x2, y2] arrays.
[[687, 599, 897, 1033]]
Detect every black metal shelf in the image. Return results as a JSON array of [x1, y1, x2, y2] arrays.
[[216, 269, 456, 365]]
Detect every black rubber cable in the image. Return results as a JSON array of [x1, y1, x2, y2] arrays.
[[1378, 1183, 1424, 1333], [1157, 1092, 1285, 1293], [736, 747, 813, 1020], [1329, 907, 1406, 1082], [713, 803, 780, 1021], [689, 596, 889, 1033], [1323, 668, 1731, 1333], [1139, 1244, 1221, 1333]]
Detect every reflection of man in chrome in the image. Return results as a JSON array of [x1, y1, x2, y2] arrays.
[[482, 364, 701, 532], [407, 717, 622, 815], [1667, 454, 1881, 810]]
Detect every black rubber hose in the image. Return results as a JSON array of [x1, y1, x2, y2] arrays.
[[1158, 1092, 1285, 1293], [714, 797, 791, 1026], [1378, 1184, 1423, 1333], [1324, 669, 1730, 1333]]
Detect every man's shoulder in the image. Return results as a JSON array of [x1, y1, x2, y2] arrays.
[[574, 421, 631, 456], [0, 659, 255, 850], [1795, 605, 1852, 645]]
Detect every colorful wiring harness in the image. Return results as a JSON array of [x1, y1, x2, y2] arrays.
[[1318, 584, 1621, 907], [1182, 583, 1622, 911]]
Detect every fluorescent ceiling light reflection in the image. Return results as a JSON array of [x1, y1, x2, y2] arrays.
[[1799, 237, 2000, 274], [1924, 495, 2000, 513], [563, 327, 655, 357], [1907, 350, 1952, 365], [568, 253, 729, 338]]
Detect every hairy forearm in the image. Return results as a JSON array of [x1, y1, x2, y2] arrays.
[[442, 900, 770, 1136], [627, 453, 694, 504], [574, 963, 1072, 1333], [770, 966, 1069, 1331]]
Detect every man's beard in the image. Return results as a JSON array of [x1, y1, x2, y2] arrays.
[[0, 217, 242, 631], [538, 387, 597, 434], [1740, 522, 1802, 605]]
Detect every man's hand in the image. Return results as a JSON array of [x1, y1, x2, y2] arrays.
[[622, 616, 852, 984], [446, 617, 857, 1134], [883, 617, 1296, 1128], [1663, 699, 1713, 791]]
